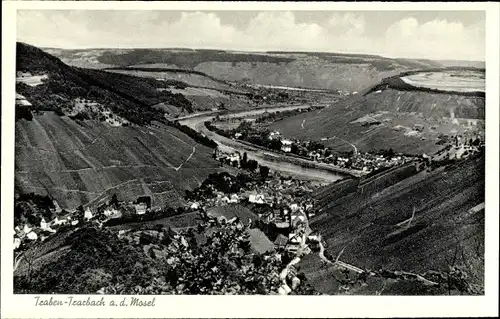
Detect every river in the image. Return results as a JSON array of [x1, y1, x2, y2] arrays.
[[179, 106, 349, 182]]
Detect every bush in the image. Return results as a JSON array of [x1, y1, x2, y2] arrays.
[[171, 121, 217, 148]]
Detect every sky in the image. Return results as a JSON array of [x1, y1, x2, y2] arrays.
[[16, 10, 486, 61]]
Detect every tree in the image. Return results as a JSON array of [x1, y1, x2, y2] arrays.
[[110, 194, 119, 208], [259, 166, 270, 179], [241, 152, 248, 169], [247, 159, 258, 172], [76, 205, 85, 222]]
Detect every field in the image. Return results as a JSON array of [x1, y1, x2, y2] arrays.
[[16, 74, 48, 86], [401, 70, 485, 93], [15, 113, 223, 210], [309, 155, 484, 288]]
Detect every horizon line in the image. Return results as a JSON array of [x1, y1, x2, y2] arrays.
[[18, 41, 486, 63]]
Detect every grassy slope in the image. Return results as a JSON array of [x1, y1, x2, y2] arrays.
[[309, 156, 484, 288], [15, 113, 222, 210], [268, 87, 485, 155], [16, 42, 193, 123]]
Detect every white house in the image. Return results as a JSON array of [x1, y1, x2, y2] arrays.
[[40, 218, 49, 230], [234, 133, 242, 139], [84, 207, 94, 220], [307, 235, 321, 243], [51, 217, 66, 226], [281, 140, 293, 153], [288, 233, 302, 244], [23, 224, 32, 234], [135, 203, 147, 215], [229, 153, 240, 163], [71, 220, 79, 226], [229, 194, 239, 203], [268, 131, 280, 140], [249, 194, 265, 204], [190, 202, 200, 210], [14, 237, 21, 250], [26, 231, 38, 241]]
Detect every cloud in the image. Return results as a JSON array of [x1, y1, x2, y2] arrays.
[[16, 10, 485, 61], [326, 13, 365, 36], [384, 17, 485, 60], [243, 12, 325, 50], [167, 12, 239, 47]]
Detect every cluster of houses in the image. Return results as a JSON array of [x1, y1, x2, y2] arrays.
[[14, 200, 80, 250], [349, 153, 414, 172], [67, 98, 130, 127], [432, 134, 484, 162], [186, 174, 320, 256], [263, 130, 413, 173], [13, 196, 153, 251], [337, 90, 358, 96], [214, 149, 243, 167]]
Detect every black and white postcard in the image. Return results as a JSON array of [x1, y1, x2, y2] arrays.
[[1, 1, 499, 318]]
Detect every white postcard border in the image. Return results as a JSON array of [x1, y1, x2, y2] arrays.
[[2, 1, 499, 318]]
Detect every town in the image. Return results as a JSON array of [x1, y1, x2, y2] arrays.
[[205, 112, 484, 175]]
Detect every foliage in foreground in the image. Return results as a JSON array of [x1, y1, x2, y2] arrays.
[[14, 211, 318, 295]]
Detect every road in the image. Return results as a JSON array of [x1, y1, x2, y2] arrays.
[[179, 106, 364, 181]]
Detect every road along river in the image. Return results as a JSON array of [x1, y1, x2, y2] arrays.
[[178, 106, 362, 182]]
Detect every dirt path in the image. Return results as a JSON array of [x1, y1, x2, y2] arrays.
[[175, 145, 196, 171], [317, 240, 365, 274], [329, 136, 358, 155]]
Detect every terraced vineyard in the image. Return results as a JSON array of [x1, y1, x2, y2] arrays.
[[15, 113, 223, 210], [309, 155, 484, 289]]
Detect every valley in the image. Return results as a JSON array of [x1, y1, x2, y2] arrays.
[[12, 41, 486, 297]]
